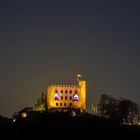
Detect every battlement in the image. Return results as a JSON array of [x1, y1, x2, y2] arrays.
[[50, 84, 80, 88]]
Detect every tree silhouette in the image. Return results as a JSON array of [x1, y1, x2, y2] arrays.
[[118, 99, 139, 123], [99, 94, 118, 120], [98, 94, 139, 123]]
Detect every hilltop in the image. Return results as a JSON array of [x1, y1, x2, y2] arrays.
[[0, 110, 140, 138]]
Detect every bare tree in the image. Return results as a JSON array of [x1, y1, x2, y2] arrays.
[[98, 94, 139, 124]]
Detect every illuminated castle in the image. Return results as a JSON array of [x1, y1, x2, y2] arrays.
[[47, 75, 86, 112]]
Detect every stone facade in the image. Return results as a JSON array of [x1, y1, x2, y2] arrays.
[[47, 80, 86, 111]]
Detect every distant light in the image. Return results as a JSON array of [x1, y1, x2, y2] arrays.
[[13, 118, 16, 122], [21, 112, 27, 118], [71, 111, 76, 117]]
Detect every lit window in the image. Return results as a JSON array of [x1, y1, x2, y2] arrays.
[[73, 94, 79, 101], [54, 93, 59, 100]]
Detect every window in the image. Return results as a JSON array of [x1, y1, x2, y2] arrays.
[[69, 103, 72, 106], [65, 90, 68, 94], [60, 103, 62, 106], [70, 90, 72, 94], [65, 96, 68, 100], [75, 90, 77, 94], [56, 103, 58, 106], [61, 90, 63, 93], [73, 94, 79, 101], [64, 103, 66, 106], [54, 93, 59, 100], [55, 90, 58, 93], [70, 96, 72, 100], [61, 96, 63, 100]]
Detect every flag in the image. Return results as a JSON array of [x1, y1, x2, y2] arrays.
[[77, 73, 82, 78]]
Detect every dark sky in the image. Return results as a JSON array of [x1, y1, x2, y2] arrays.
[[0, 0, 140, 117]]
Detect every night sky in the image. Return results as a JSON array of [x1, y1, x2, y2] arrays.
[[0, 0, 140, 117]]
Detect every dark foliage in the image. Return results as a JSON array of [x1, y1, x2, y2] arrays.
[[0, 111, 140, 139], [98, 94, 139, 123]]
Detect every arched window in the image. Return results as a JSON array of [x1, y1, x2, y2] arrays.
[[61, 90, 63, 93], [70, 90, 72, 94], [60, 103, 62, 106], [55, 90, 58, 93], [65, 90, 68, 94], [73, 94, 79, 101], [69, 103, 72, 106], [56, 103, 58, 106], [64, 103, 66, 106], [65, 96, 68, 100], [70, 96, 72, 100], [54, 93, 59, 100], [75, 90, 77, 94], [61, 96, 63, 100]]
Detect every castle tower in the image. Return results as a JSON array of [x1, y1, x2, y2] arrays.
[[78, 80, 86, 111]]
